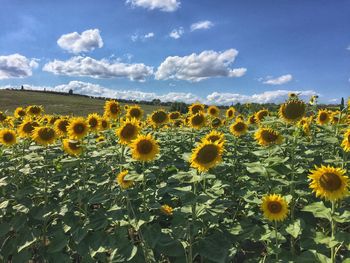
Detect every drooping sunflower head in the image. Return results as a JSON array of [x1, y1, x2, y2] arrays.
[[130, 134, 159, 162], [255, 127, 283, 146], [202, 130, 225, 144], [169, 111, 181, 121], [309, 165, 349, 201], [87, 113, 100, 131], [261, 194, 289, 222], [230, 121, 248, 137], [190, 139, 223, 172], [31, 126, 57, 146], [62, 139, 83, 156], [255, 109, 269, 123], [126, 105, 144, 120], [341, 129, 350, 152], [96, 135, 105, 143], [211, 117, 222, 128], [116, 170, 134, 189], [316, 109, 330, 125], [54, 118, 69, 137], [67, 117, 89, 139], [207, 105, 220, 117], [14, 107, 26, 118], [26, 105, 43, 116], [150, 110, 169, 127], [18, 118, 39, 138], [309, 95, 318, 106], [104, 100, 121, 119], [116, 118, 140, 145], [226, 107, 235, 119], [248, 114, 257, 125], [0, 129, 17, 146], [279, 100, 306, 123], [189, 103, 205, 115], [160, 204, 173, 216], [189, 113, 206, 129]]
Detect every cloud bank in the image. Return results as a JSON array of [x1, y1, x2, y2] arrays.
[[126, 0, 180, 12], [0, 54, 38, 80]]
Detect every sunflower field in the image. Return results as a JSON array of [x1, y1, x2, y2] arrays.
[[0, 94, 349, 263]]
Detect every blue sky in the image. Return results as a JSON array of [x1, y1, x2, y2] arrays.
[[0, 0, 349, 104]]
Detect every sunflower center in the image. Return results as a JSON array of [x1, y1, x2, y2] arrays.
[[68, 141, 80, 150], [257, 111, 268, 121], [212, 118, 221, 127], [89, 118, 98, 128], [152, 111, 167, 124], [233, 122, 245, 132], [137, 140, 153, 155], [110, 104, 119, 114], [23, 122, 34, 133], [30, 106, 41, 114], [208, 135, 220, 142], [39, 128, 55, 141], [228, 110, 233, 117], [196, 144, 219, 164], [261, 130, 278, 143], [3, 132, 14, 142], [18, 110, 26, 116], [209, 108, 217, 115], [319, 112, 328, 121], [58, 120, 68, 132], [191, 105, 203, 114], [192, 115, 204, 126], [121, 124, 136, 139], [268, 201, 282, 214], [283, 102, 305, 120], [73, 123, 85, 134], [101, 120, 108, 128], [130, 108, 141, 118], [170, 112, 179, 119], [319, 173, 342, 191]]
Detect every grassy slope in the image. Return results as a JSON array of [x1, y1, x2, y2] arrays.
[[0, 89, 165, 116]]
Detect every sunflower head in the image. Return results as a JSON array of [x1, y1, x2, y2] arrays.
[[255, 109, 269, 123], [248, 114, 257, 125], [32, 126, 57, 146], [0, 112, 7, 122], [100, 117, 110, 130], [279, 100, 306, 123], [189, 113, 206, 129], [116, 118, 140, 145], [104, 100, 121, 119], [67, 117, 89, 139], [330, 111, 342, 125], [26, 105, 43, 116], [255, 127, 283, 146], [230, 121, 248, 137], [309, 165, 349, 201], [341, 129, 350, 152], [190, 139, 223, 172], [149, 110, 169, 127], [288, 93, 298, 99], [14, 107, 26, 118], [0, 129, 17, 146], [169, 111, 181, 121], [116, 170, 134, 189], [316, 109, 330, 125], [127, 105, 143, 120], [226, 107, 235, 119], [160, 204, 173, 216], [189, 103, 204, 115], [96, 135, 105, 143], [207, 105, 220, 117], [54, 118, 69, 137], [62, 139, 83, 156], [261, 194, 289, 222], [17, 118, 39, 138], [130, 134, 159, 162], [211, 117, 222, 128], [87, 113, 100, 131], [202, 130, 225, 144]]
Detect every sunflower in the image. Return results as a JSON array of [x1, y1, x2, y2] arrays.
[[54, 118, 69, 137], [207, 105, 220, 117], [126, 105, 143, 120], [255, 109, 269, 123], [14, 107, 26, 118], [330, 111, 341, 125], [316, 109, 330, 125], [189, 113, 206, 129], [104, 100, 121, 119], [0, 112, 7, 122], [288, 92, 298, 99], [100, 117, 110, 130], [32, 126, 57, 146], [341, 129, 350, 152], [160, 204, 173, 216], [62, 139, 83, 156], [261, 194, 289, 222], [189, 103, 204, 115], [190, 140, 223, 172], [116, 118, 140, 145], [279, 100, 306, 123], [130, 134, 159, 162], [169, 111, 181, 121], [67, 117, 88, 139], [96, 135, 105, 143], [248, 114, 257, 125], [308, 165, 349, 201], [202, 130, 225, 144], [116, 170, 134, 189], [18, 118, 39, 138], [87, 113, 100, 132], [0, 129, 17, 146], [226, 107, 235, 119], [211, 117, 222, 128], [255, 128, 283, 146], [149, 110, 169, 127], [26, 105, 43, 116], [230, 121, 248, 137]]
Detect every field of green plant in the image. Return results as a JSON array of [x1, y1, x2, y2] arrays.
[[0, 94, 349, 262]]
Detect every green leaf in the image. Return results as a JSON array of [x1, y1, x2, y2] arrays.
[[302, 202, 332, 221], [47, 232, 69, 253], [0, 200, 9, 209], [286, 219, 302, 238]]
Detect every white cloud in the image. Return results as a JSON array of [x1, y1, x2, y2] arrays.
[[1, 82, 318, 105], [0, 54, 38, 80], [126, 0, 180, 12], [155, 49, 246, 82], [144, 32, 155, 38], [131, 32, 155, 42], [57, 29, 103, 54], [42, 56, 153, 82], [169, 27, 184, 39], [190, 20, 214, 31], [346, 45, 350, 51], [262, 74, 293, 85]]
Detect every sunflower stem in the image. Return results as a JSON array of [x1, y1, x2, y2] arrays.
[[331, 200, 336, 263], [188, 180, 197, 263], [274, 220, 279, 262]]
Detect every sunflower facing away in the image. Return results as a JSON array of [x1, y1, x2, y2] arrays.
[[226, 107, 235, 119], [104, 100, 121, 119], [160, 204, 173, 216], [32, 126, 57, 146], [255, 127, 283, 146], [316, 109, 330, 125], [189, 103, 204, 115], [189, 113, 206, 129], [207, 105, 220, 117], [255, 109, 269, 123], [87, 113, 100, 132], [190, 139, 223, 172], [0, 129, 17, 146], [67, 117, 88, 139], [54, 118, 69, 137], [18, 118, 39, 138], [230, 121, 248, 137], [202, 130, 225, 144], [279, 100, 306, 123], [62, 139, 83, 156], [341, 129, 350, 152], [150, 110, 169, 127], [126, 105, 143, 120], [308, 165, 349, 201], [116, 170, 134, 189], [116, 118, 140, 145], [261, 194, 289, 222], [130, 134, 159, 162]]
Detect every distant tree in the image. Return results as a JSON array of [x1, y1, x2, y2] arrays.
[[341, 97, 344, 110], [21, 85, 24, 90], [152, 99, 161, 106], [68, 89, 74, 95], [170, 102, 188, 114]]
